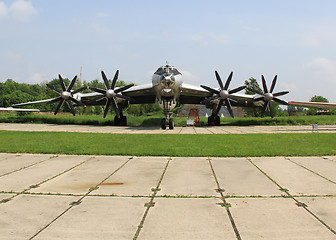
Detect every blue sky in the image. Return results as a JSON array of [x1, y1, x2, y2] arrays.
[[1, 0, 336, 102]]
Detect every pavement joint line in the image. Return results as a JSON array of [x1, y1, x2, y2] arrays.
[[247, 157, 336, 236], [192, 126, 197, 134], [178, 127, 183, 134], [0, 155, 58, 178], [0, 156, 95, 205], [28, 156, 134, 240], [208, 157, 242, 240], [133, 157, 172, 240], [3, 190, 336, 199], [285, 157, 336, 185]]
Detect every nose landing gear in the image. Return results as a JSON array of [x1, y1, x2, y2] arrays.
[[161, 116, 174, 130]]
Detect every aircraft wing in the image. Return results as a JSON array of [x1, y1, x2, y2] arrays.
[[179, 83, 212, 104], [288, 101, 336, 109], [0, 107, 45, 112], [123, 84, 156, 104], [12, 98, 60, 107]]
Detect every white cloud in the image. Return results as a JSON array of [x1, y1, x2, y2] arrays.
[[180, 70, 201, 84], [304, 57, 336, 83], [10, 0, 37, 21], [28, 73, 46, 83], [190, 33, 229, 46], [0, 2, 8, 19]]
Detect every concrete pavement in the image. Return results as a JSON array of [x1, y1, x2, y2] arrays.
[[1, 123, 336, 134], [0, 154, 336, 239]]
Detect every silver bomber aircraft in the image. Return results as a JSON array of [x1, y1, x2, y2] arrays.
[[12, 63, 293, 129]]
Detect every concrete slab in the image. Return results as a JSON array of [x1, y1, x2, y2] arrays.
[[159, 157, 218, 197], [0, 195, 78, 240], [1, 123, 336, 134], [251, 157, 336, 195], [92, 157, 168, 196], [177, 127, 196, 134], [29, 156, 130, 195], [300, 197, 336, 231], [211, 158, 281, 196], [138, 198, 237, 240], [193, 127, 213, 134], [229, 198, 336, 239], [0, 155, 89, 192], [0, 154, 53, 176], [288, 156, 336, 183], [0, 153, 21, 161], [34, 197, 148, 240]]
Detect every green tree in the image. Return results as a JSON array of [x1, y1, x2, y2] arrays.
[[307, 95, 332, 115]]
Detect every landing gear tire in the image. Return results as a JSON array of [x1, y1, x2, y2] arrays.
[[169, 118, 174, 130], [215, 116, 220, 126], [114, 116, 120, 126], [161, 118, 167, 129], [120, 116, 127, 126], [208, 116, 215, 126]]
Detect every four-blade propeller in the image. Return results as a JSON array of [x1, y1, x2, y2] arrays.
[[88, 70, 134, 118], [201, 71, 246, 118], [46, 75, 87, 116], [247, 75, 289, 118]]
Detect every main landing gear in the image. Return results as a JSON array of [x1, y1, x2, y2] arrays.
[[114, 114, 127, 126], [161, 117, 174, 130], [207, 115, 220, 126]]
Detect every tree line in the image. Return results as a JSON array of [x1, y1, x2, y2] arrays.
[[1, 77, 334, 116]]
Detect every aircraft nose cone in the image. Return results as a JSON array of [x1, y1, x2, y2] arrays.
[[265, 93, 273, 101], [61, 91, 71, 100], [106, 89, 115, 98], [220, 90, 229, 99]]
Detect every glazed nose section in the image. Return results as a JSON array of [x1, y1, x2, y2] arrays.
[[161, 74, 175, 87]]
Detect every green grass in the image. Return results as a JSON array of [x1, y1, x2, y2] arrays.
[[0, 112, 336, 126], [0, 131, 335, 157]]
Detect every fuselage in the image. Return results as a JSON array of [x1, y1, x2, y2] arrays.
[[152, 64, 183, 111]]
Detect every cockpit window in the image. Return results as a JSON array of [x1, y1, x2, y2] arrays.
[[154, 65, 181, 75]]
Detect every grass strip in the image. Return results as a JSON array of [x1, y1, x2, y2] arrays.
[[0, 131, 335, 157]]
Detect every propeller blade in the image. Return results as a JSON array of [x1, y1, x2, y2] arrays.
[[260, 101, 269, 118], [261, 75, 268, 93], [273, 91, 289, 97], [72, 86, 89, 94], [54, 99, 64, 115], [224, 72, 233, 90], [101, 70, 110, 89], [58, 74, 67, 91], [103, 98, 112, 118], [247, 87, 264, 95], [89, 87, 106, 95], [66, 101, 76, 116], [114, 84, 134, 93], [49, 96, 62, 104], [214, 99, 224, 116], [67, 75, 78, 92], [269, 102, 274, 118], [200, 85, 220, 95], [111, 70, 119, 90], [273, 97, 288, 105], [215, 71, 224, 90], [110, 97, 120, 117], [269, 75, 277, 93], [229, 85, 246, 94], [46, 84, 62, 94], [69, 96, 85, 106], [115, 94, 134, 102], [225, 99, 234, 118]]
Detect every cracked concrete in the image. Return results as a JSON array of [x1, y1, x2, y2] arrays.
[[0, 153, 336, 239]]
